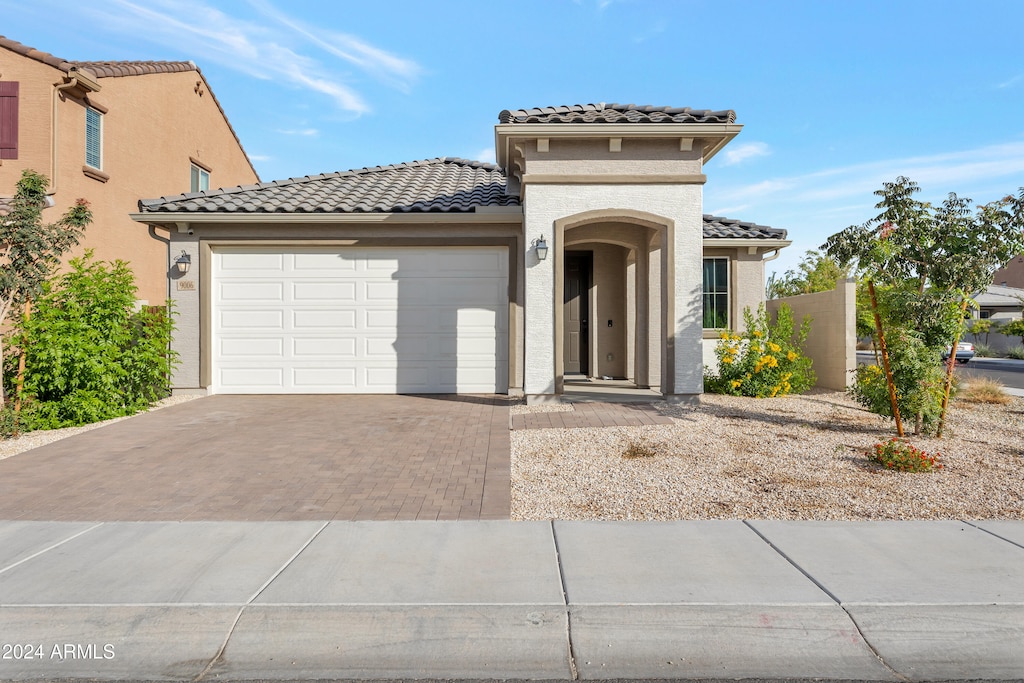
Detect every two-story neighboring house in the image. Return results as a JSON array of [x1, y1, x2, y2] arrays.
[[0, 35, 258, 305]]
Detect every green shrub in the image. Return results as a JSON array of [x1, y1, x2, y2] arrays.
[[870, 438, 943, 472], [704, 303, 816, 398], [11, 252, 176, 431], [849, 328, 948, 433], [1006, 345, 1024, 361], [972, 342, 993, 357]]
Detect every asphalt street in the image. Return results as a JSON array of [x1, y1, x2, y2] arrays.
[[856, 351, 1024, 390]]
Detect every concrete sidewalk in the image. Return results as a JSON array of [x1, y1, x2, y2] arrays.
[[1, 520, 1023, 681]]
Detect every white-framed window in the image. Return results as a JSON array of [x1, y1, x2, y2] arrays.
[[702, 257, 729, 329], [85, 106, 102, 169], [190, 163, 210, 192]]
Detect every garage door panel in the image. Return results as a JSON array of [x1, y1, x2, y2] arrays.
[[220, 338, 284, 358], [220, 367, 284, 389], [220, 252, 283, 272], [293, 252, 356, 271], [292, 309, 357, 330], [213, 247, 508, 394], [219, 281, 284, 302], [292, 337, 357, 358], [293, 367, 357, 387], [292, 281, 356, 301], [220, 310, 284, 330]]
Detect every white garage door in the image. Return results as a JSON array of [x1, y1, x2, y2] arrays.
[[212, 247, 509, 394]]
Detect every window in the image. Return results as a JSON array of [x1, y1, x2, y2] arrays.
[[0, 81, 18, 159], [702, 258, 729, 329], [190, 164, 210, 192], [85, 107, 102, 169]]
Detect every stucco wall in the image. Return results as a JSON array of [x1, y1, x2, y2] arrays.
[[767, 279, 856, 391], [0, 52, 258, 305], [523, 183, 703, 398]]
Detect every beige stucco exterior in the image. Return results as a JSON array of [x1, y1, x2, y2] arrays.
[[134, 106, 793, 399], [0, 44, 258, 304]]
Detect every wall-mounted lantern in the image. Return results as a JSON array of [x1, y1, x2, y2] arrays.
[[174, 250, 192, 275], [535, 235, 549, 261]]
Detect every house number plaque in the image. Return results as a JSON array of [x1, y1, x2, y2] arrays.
[[176, 280, 196, 291]]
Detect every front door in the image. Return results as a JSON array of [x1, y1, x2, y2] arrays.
[[563, 251, 591, 375]]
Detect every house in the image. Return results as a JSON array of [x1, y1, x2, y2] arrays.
[[993, 255, 1024, 290], [132, 103, 790, 402], [0, 35, 259, 305], [972, 284, 1024, 322]]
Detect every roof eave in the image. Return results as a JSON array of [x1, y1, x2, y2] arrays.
[[495, 122, 743, 168], [703, 238, 792, 250], [130, 210, 525, 225]]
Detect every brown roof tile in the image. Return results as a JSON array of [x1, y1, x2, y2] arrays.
[[703, 214, 786, 240], [139, 158, 520, 214], [499, 103, 737, 125]]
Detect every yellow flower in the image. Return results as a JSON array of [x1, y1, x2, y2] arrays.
[[768, 342, 781, 353], [731, 334, 741, 341], [721, 356, 733, 364], [730, 380, 742, 389], [720, 331, 730, 340], [787, 351, 798, 362], [752, 330, 763, 338]]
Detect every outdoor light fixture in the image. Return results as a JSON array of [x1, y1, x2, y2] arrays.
[[174, 250, 192, 275], [535, 235, 549, 261]]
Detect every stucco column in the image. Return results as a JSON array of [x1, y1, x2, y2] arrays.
[[168, 230, 202, 393], [523, 207, 557, 402], [671, 185, 705, 398], [634, 240, 650, 389]]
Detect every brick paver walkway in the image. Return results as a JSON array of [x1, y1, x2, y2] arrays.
[[0, 395, 510, 522], [511, 402, 674, 429]]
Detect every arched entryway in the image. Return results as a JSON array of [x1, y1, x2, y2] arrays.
[[553, 210, 674, 396]]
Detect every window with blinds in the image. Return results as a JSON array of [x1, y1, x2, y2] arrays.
[[85, 107, 102, 169]]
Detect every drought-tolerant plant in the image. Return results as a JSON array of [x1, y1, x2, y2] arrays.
[[959, 377, 1012, 405], [705, 303, 815, 398], [972, 342, 993, 357], [1001, 319, 1024, 346], [1006, 344, 1024, 361], [5, 252, 176, 433], [870, 438, 943, 472], [622, 439, 658, 459], [849, 328, 948, 434]]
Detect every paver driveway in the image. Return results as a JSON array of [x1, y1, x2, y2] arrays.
[[0, 395, 510, 521]]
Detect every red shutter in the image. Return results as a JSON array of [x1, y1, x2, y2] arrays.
[[0, 82, 18, 160]]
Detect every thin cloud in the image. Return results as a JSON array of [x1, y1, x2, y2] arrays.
[[88, 0, 420, 114], [247, 0, 422, 92], [276, 128, 319, 137], [248, 154, 273, 162], [722, 141, 771, 166], [998, 74, 1023, 89]]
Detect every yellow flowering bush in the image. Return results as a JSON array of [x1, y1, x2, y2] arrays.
[[704, 304, 815, 398]]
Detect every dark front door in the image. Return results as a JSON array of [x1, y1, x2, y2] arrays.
[[564, 251, 591, 375]]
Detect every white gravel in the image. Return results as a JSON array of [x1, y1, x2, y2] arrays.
[[512, 391, 1024, 521], [0, 394, 202, 461]]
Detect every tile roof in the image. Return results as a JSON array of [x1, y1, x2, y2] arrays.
[[0, 35, 194, 78], [702, 215, 787, 240], [138, 158, 520, 214], [974, 284, 1024, 306], [138, 156, 787, 240], [499, 103, 737, 125]]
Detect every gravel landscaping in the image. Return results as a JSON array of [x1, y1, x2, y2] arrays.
[[511, 391, 1024, 521]]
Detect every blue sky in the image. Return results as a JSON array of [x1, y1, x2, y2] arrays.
[[4, 0, 1023, 278]]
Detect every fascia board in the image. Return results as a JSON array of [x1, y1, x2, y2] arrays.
[[702, 238, 793, 249], [130, 211, 524, 225]]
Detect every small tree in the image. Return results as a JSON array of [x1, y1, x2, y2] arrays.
[[0, 170, 91, 402], [823, 177, 1024, 436], [966, 318, 994, 346]]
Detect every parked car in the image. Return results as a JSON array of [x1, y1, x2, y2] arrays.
[[942, 342, 975, 364]]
